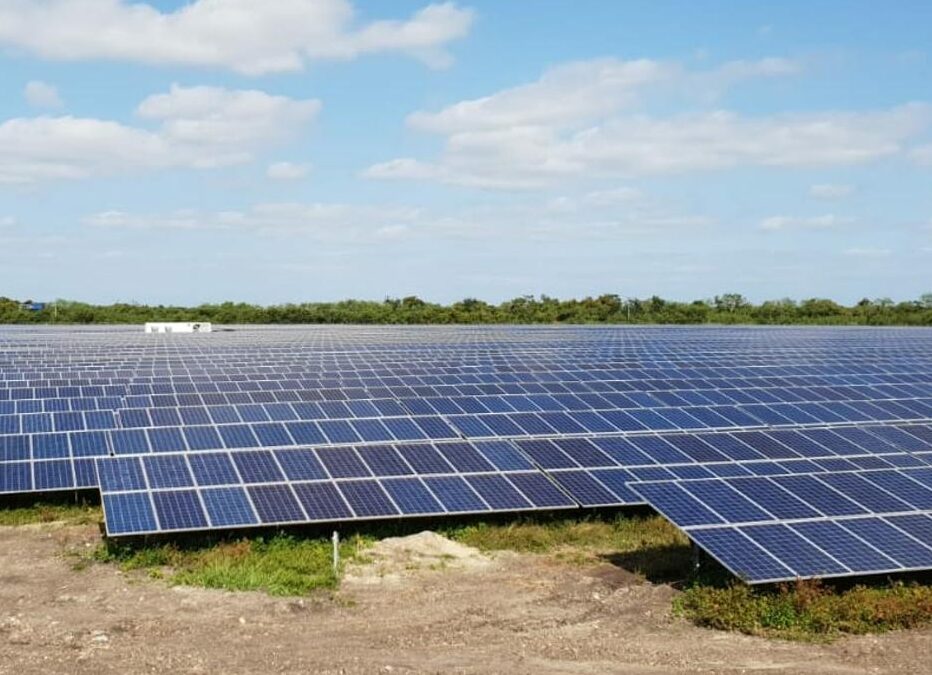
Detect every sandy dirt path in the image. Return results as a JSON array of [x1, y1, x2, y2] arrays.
[[1, 524, 929, 674]]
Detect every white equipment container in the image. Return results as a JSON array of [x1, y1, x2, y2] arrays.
[[144, 322, 212, 334]]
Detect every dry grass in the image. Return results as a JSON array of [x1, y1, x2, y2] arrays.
[[0, 502, 101, 526], [445, 514, 692, 580]]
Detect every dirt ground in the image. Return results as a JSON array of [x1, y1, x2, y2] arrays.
[[1, 524, 930, 675]]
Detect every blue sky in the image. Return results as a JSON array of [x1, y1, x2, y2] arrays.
[[0, 0, 930, 305]]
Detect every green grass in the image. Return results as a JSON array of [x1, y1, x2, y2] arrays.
[[93, 534, 372, 596], [83, 514, 689, 595], [0, 502, 101, 526], [675, 579, 932, 642]]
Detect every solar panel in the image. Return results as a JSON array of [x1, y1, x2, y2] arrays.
[[630, 467, 932, 583]]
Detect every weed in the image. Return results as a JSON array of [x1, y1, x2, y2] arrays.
[[675, 579, 932, 641], [93, 533, 372, 596]]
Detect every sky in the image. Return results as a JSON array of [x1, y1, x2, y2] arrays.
[[0, 0, 930, 306]]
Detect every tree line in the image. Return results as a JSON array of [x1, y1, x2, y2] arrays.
[[2, 293, 931, 326]]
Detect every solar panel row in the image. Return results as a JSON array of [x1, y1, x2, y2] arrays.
[[97, 441, 577, 535], [92, 421, 932, 536]]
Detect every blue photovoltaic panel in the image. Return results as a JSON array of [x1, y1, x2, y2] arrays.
[[201, 487, 258, 527], [248, 484, 305, 523], [422, 475, 488, 513], [152, 490, 208, 530], [232, 450, 284, 483], [293, 481, 354, 519], [631, 467, 932, 583], [688, 527, 794, 582], [466, 474, 533, 510], [337, 480, 399, 516], [188, 452, 240, 486], [274, 448, 329, 481], [101, 492, 157, 535]]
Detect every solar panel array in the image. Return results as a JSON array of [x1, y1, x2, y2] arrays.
[[2, 324, 932, 583]]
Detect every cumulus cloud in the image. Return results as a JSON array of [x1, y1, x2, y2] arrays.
[[0, 84, 320, 184], [267, 161, 311, 180], [759, 214, 852, 231], [23, 80, 62, 108], [365, 56, 932, 189], [0, 0, 473, 75], [809, 183, 853, 199]]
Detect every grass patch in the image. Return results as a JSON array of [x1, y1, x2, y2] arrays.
[[0, 502, 101, 526], [676, 579, 932, 641], [444, 514, 691, 580], [93, 534, 372, 596]]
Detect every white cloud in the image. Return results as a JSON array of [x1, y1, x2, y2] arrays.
[[365, 56, 932, 189], [760, 214, 852, 231], [0, 85, 320, 184], [84, 202, 422, 242], [0, 0, 473, 75], [583, 187, 643, 206], [406, 57, 797, 135], [913, 144, 932, 165], [83, 195, 710, 244], [375, 224, 410, 240], [407, 58, 677, 134], [136, 85, 320, 155], [23, 80, 62, 108], [267, 161, 311, 180], [843, 247, 892, 257], [809, 183, 853, 199], [363, 156, 547, 189], [0, 216, 15, 227]]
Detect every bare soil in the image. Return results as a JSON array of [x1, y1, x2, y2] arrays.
[[1, 523, 930, 674]]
